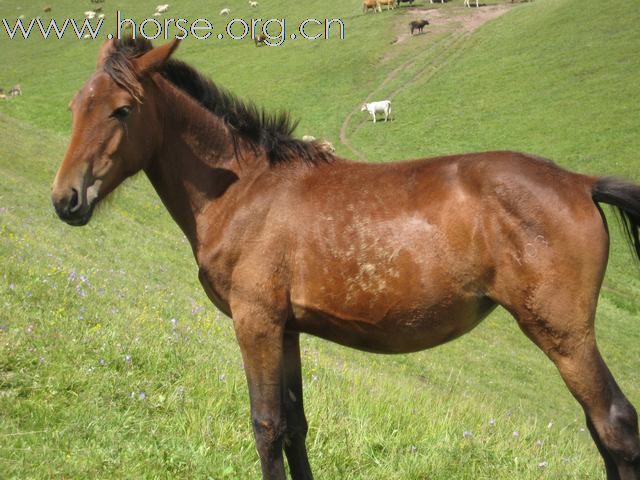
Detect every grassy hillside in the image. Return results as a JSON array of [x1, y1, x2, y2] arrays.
[[1, 0, 639, 478]]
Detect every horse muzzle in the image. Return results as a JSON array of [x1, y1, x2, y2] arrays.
[[51, 180, 100, 226]]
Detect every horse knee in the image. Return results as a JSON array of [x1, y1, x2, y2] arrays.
[[252, 416, 286, 452]]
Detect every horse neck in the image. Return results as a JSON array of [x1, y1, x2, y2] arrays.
[[143, 76, 268, 255]]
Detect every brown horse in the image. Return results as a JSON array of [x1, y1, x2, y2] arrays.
[[51, 39, 640, 479]]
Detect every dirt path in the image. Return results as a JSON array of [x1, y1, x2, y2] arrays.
[[339, 3, 514, 160]]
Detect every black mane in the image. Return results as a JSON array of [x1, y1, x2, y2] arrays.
[[103, 38, 334, 166]]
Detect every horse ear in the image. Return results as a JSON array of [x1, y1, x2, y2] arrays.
[[96, 39, 115, 68], [133, 39, 181, 76]]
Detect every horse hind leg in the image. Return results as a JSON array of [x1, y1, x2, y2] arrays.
[[498, 283, 640, 479]]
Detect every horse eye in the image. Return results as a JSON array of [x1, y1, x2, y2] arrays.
[[111, 106, 131, 120]]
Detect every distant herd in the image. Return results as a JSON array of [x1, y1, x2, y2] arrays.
[[364, 0, 479, 13], [1, 1, 495, 132]]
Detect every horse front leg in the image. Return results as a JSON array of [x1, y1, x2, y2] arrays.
[[282, 332, 314, 479], [234, 306, 287, 480]]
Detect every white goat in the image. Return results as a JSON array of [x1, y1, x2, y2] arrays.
[[361, 100, 392, 123], [249, 1, 259, 7]]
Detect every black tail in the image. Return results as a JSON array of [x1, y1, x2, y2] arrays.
[[592, 177, 640, 262]]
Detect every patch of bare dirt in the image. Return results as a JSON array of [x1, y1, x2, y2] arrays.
[[393, 3, 514, 45]]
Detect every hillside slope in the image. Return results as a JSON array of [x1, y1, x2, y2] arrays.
[[0, 0, 638, 478]]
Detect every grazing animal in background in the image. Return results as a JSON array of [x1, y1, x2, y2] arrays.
[[430, 0, 445, 3], [410, 19, 429, 35], [378, 0, 396, 10], [318, 140, 335, 153], [464, 0, 480, 6], [156, 4, 169, 13], [361, 100, 392, 123], [43, 6, 52, 13], [362, 0, 381, 13], [8, 85, 21, 96], [51, 38, 640, 480], [302, 136, 336, 154], [249, 1, 259, 7], [396, 0, 414, 5], [254, 34, 267, 46], [220, 8, 231, 15], [84, 11, 96, 19]]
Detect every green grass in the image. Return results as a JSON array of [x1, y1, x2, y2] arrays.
[[0, 0, 639, 478]]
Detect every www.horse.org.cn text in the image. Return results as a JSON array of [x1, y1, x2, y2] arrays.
[[1, 11, 346, 46]]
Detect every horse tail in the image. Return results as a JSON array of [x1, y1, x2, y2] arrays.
[[592, 177, 640, 261]]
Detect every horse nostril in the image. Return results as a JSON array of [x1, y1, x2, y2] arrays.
[[69, 188, 81, 213]]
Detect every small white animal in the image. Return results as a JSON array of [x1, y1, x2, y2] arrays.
[[156, 4, 169, 13], [220, 8, 231, 15], [302, 135, 316, 142], [84, 11, 96, 19], [463, 0, 479, 6], [361, 100, 392, 123], [249, 1, 258, 7]]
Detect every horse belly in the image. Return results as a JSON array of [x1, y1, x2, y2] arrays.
[[289, 295, 496, 354]]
